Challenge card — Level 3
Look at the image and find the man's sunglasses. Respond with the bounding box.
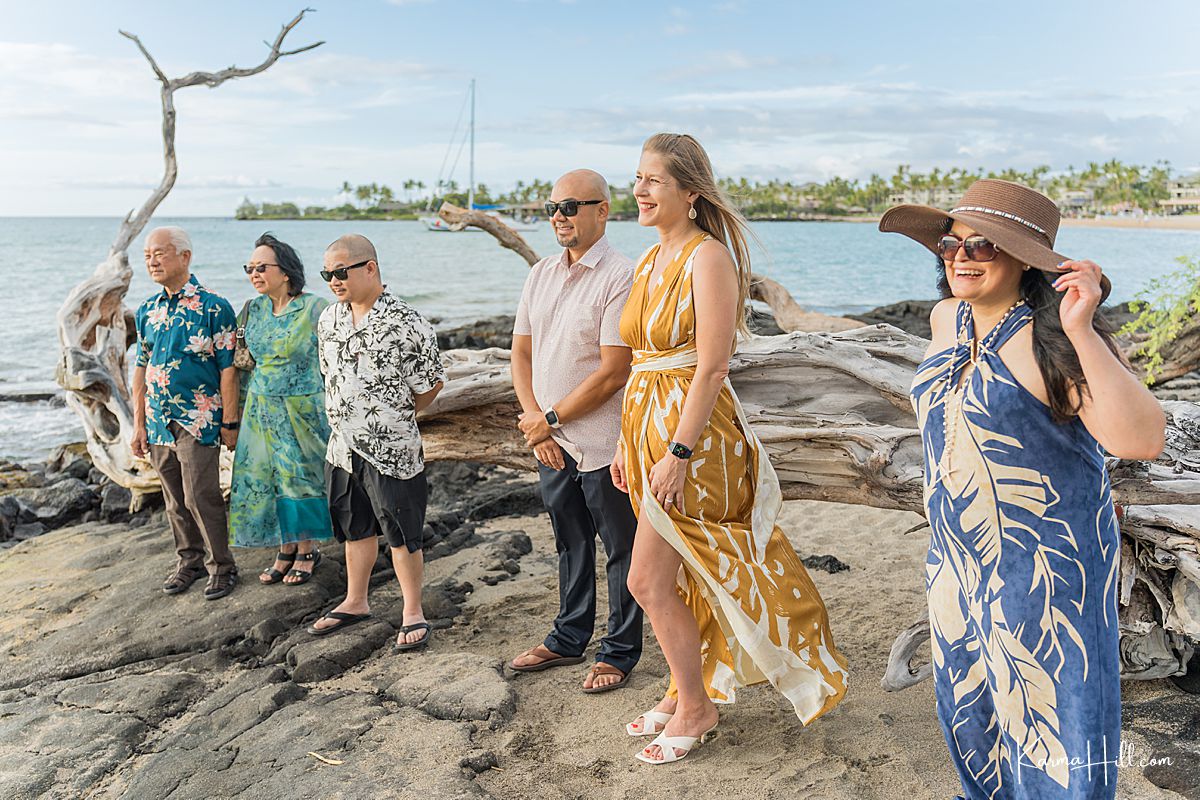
[243,263,278,274]
[320,260,371,282]
[544,199,603,217]
[937,234,999,263]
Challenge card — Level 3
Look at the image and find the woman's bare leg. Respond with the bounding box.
[627,513,718,760]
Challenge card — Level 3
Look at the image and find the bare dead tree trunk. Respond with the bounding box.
[437,202,540,266]
[56,10,322,500]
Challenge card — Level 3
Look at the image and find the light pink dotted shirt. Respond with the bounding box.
[513,235,634,472]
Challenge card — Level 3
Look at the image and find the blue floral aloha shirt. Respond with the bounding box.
[135,274,237,447]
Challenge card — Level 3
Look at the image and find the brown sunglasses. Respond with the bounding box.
[937,234,998,263]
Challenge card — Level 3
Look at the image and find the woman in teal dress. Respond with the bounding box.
[230,232,333,584]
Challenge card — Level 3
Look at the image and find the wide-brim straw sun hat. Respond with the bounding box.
[879,178,1111,301]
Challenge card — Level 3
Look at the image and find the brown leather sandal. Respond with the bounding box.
[582,662,628,693]
[509,644,586,673]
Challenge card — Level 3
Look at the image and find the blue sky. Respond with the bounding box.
[3,0,1199,215]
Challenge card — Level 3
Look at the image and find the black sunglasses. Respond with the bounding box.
[544,199,603,217]
[937,234,999,263]
[320,260,371,282]
[243,263,279,274]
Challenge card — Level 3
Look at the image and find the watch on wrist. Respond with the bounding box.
[221,421,240,431]
[668,441,693,460]
[544,408,562,429]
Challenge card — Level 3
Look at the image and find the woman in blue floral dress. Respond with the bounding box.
[230,233,333,584]
[880,180,1165,800]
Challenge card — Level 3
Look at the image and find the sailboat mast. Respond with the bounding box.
[468,78,476,211]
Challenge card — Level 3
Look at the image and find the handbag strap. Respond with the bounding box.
[237,298,253,329]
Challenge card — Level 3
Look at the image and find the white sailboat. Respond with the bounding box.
[421,80,538,233]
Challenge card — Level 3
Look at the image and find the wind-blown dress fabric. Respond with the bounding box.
[229,293,334,547]
[617,233,849,724]
[911,301,1120,800]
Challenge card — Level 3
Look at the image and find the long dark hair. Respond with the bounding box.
[256,231,305,296]
[934,256,1124,422]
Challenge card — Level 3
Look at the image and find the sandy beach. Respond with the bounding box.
[456,500,1187,800]
[1061,216,1200,231]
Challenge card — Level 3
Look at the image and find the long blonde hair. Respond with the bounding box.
[642,132,754,336]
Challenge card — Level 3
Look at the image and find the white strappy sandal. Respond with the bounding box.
[625,709,673,737]
[634,723,718,765]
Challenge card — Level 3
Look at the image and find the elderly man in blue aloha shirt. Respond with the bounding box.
[131,226,241,600]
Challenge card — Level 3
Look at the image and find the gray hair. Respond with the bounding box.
[147,226,192,255]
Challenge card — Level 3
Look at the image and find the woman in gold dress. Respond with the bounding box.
[612,133,849,765]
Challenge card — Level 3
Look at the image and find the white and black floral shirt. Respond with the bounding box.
[318,290,446,480]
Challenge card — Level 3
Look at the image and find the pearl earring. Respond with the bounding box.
[688,204,697,220]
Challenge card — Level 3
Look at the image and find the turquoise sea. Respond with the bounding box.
[2,217,1198,460]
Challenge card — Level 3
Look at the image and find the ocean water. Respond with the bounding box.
[2,216,1198,461]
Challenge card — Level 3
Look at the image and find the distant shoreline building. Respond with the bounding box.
[887,187,960,209]
[1160,176,1200,214]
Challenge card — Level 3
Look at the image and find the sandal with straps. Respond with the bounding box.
[283,549,321,585]
[583,662,628,694]
[260,551,297,585]
[626,709,674,737]
[635,723,718,765]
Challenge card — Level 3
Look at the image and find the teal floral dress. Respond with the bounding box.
[229,293,334,547]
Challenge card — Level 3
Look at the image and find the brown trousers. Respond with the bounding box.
[149,422,235,576]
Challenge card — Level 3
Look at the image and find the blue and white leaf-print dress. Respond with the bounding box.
[911,301,1120,800]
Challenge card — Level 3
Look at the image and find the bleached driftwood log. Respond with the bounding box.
[749,274,863,333]
[55,10,322,500]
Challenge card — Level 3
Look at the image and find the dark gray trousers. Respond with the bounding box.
[539,451,642,674]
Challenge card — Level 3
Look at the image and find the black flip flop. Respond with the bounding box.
[260,551,297,585]
[307,610,371,636]
[394,622,432,652]
[284,550,321,585]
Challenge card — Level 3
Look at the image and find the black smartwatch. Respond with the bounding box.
[668,441,693,460]
[221,421,240,431]
[544,408,562,429]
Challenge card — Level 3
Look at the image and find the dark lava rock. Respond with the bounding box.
[747,307,785,336]
[46,442,93,481]
[467,481,543,521]
[849,300,938,339]
[287,620,394,683]
[425,460,544,521]
[802,554,851,574]
[13,522,47,540]
[384,653,515,725]
[100,483,133,522]
[9,477,95,528]
[436,314,515,351]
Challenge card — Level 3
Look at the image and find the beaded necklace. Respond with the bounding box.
[937,300,1026,483]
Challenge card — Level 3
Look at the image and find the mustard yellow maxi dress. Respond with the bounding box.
[619,233,849,724]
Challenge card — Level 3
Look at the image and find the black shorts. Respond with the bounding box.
[325,453,428,552]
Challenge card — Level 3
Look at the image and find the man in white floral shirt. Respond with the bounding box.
[309,234,446,651]
[132,226,240,600]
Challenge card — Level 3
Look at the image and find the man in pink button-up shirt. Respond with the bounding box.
[508,169,643,692]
